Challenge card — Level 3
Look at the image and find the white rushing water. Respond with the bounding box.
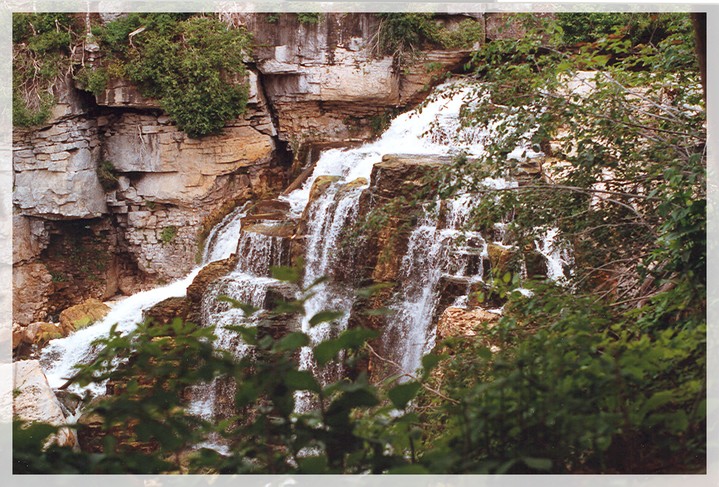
[38,78,563,420]
[202,203,248,264]
[40,267,203,394]
[40,203,251,395]
[281,80,540,216]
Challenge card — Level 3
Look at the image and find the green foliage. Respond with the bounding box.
[436,19,485,49]
[13,13,704,475]
[266,14,280,24]
[96,160,119,191]
[417,285,705,473]
[74,67,109,96]
[12,13,77,127]
[14,267,425,474]
[297,13,321,25]
[375,13,441,56]
[12,91,54,127]
[159,226,178,244]
[93,14,252,138]
[374,14,484,59]
[556,12,691,47]
[13,13,74,45]
[414,12,705,473]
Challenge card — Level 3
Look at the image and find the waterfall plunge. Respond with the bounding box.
[39,79,563,418]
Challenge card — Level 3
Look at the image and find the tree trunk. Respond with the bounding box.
[690,13,706,103]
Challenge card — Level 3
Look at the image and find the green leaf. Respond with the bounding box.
[338,327,378,348]
[285,370,321,393]
[223,324,257,344]
[275,332,310,351]
[309,310,344,327]
[313,339,344,366]
[502,271,512,283]
[388,381,421,409]
[356,282,394,298]
[476,346,493,361]
[522,457,552,471]
[271,265,300,283]
[364,307,395,316]
[388,464,429,474]
[217,295,258,316]
[271,299,305,315]
[234,382,258,407]
[421,353,444,378]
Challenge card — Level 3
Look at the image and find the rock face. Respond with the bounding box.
[241,13,476,145]
[13,116,107,219]
[10,12,492,326]
[13,360,77,448]
[436,306,500,340]
[58,298,111,335]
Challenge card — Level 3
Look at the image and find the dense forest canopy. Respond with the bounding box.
[13,12,706,474]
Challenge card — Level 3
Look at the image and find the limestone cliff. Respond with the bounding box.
[12,12,489,327]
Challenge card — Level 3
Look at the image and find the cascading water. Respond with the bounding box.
[38,78,564,425]
[39,204,251,396]
[202,203,248,264]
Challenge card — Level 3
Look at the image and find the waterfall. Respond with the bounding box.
[39,204,250,395]
[383,194,494,379]
[202,203,247,264]
[38,78,558,421]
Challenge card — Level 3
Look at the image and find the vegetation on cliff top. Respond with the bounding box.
[89,13,253,138]
[12,13,76,127]
[13,13,253,138]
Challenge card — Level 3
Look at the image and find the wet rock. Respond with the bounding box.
[75,397,106,453]
[144,296,190,325]
[243,199,291,223]
[54,390,83,417]
[13,262,53,324]
[242,221,296,239]
[58,298,110,334]
[369,154,451,200]
[13,360,77,448]
[338,177,368,195]
[486,243,513,275]
[308,175,342,203]
[263,281,301,310]
[436,306,500,341]
[186,256,238,308]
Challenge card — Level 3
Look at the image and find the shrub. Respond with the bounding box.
[74,67,109,96]
[12,13,76,127]
[94,14,252,138]
[375,13,440,55]
[297,12,321,25]
[96,160,119,191]
[160,226,178,244]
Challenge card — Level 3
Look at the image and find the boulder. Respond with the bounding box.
[436,306,500,341]
[144,296,190,325]
[308,175,341,204]
[486,243,513,275]
[13,261,53,325]
[24,321,65,346]
[58,298,110,334]
[13,360,76,448]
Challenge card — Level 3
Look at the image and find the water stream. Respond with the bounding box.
[39,79,564,419]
